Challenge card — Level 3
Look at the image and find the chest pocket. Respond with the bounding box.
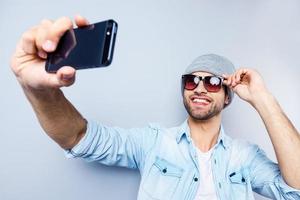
[229,170,247,184]
[229,168,254,200]
[142,157,184,200]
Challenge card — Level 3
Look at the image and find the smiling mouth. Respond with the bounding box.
[191,96,211,105]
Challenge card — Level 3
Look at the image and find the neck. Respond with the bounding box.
[188,113,222,152]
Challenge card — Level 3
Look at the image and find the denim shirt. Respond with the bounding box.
[65,120,300,200]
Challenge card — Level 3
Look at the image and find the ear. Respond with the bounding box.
[224,94,230,105]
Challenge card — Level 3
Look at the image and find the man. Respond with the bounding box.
[11,16,300,200]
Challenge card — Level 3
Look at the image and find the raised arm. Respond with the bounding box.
[10,16,89,149]
[223,68,300,189]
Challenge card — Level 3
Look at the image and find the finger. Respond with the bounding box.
[58,66,76,87]
[47,66,76,88]
[227,75,234,87]
[36,19,53,58]
[21,26,38,55]
[234,68,247,84]
[231,71,241,87]
[74,14,90,27]
[228,69,245,87]
[239,70,248,82]
[42,17,73,52]
[236,69,249,87]
[222,74,229,85]
[222,74,232,86]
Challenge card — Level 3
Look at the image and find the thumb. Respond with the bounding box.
[49,66,76,88]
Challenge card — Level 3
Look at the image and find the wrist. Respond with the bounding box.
[251,91,277,112]
[21,84,63,101]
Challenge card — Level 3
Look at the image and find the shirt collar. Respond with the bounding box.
[176,119,229,150]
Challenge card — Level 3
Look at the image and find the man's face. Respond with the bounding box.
[183,71,228,121]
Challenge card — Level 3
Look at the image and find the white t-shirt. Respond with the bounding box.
[194,148,218,200]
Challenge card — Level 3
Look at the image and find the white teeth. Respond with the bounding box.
[193,99,209,103]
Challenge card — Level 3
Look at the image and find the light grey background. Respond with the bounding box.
[1,0,299,199]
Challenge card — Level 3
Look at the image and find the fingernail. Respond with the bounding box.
[62,74,73,80]
[43,40,56,51]
[38,51,47,59]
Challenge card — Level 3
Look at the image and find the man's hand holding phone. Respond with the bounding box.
[11,15,118,90]
[10,16,89,90]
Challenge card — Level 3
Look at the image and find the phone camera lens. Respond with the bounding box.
[106,31,110,35]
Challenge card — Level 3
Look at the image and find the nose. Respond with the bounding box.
[194,80,207,94]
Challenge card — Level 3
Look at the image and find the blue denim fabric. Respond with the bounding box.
[65,120,300,200]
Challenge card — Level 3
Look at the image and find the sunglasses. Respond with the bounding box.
[182,74,224,92]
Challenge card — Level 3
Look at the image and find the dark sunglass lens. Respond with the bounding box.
[183,75,197,90]
[204,76,222,92]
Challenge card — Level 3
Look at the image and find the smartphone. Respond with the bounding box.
[45,19,118,72]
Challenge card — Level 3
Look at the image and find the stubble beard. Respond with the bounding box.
[183,97,223,121]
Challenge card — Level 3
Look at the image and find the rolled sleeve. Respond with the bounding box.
[64,119,159,170]
[64,120,98,159]
[275,176,300,199]
[249,145,300,199]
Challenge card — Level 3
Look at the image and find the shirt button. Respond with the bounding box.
[214,159,217,164]
[162,168,167,173]
[218,182,222,188]
[194,177,198,182]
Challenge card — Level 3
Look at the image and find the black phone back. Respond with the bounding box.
[45,19,118,72]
